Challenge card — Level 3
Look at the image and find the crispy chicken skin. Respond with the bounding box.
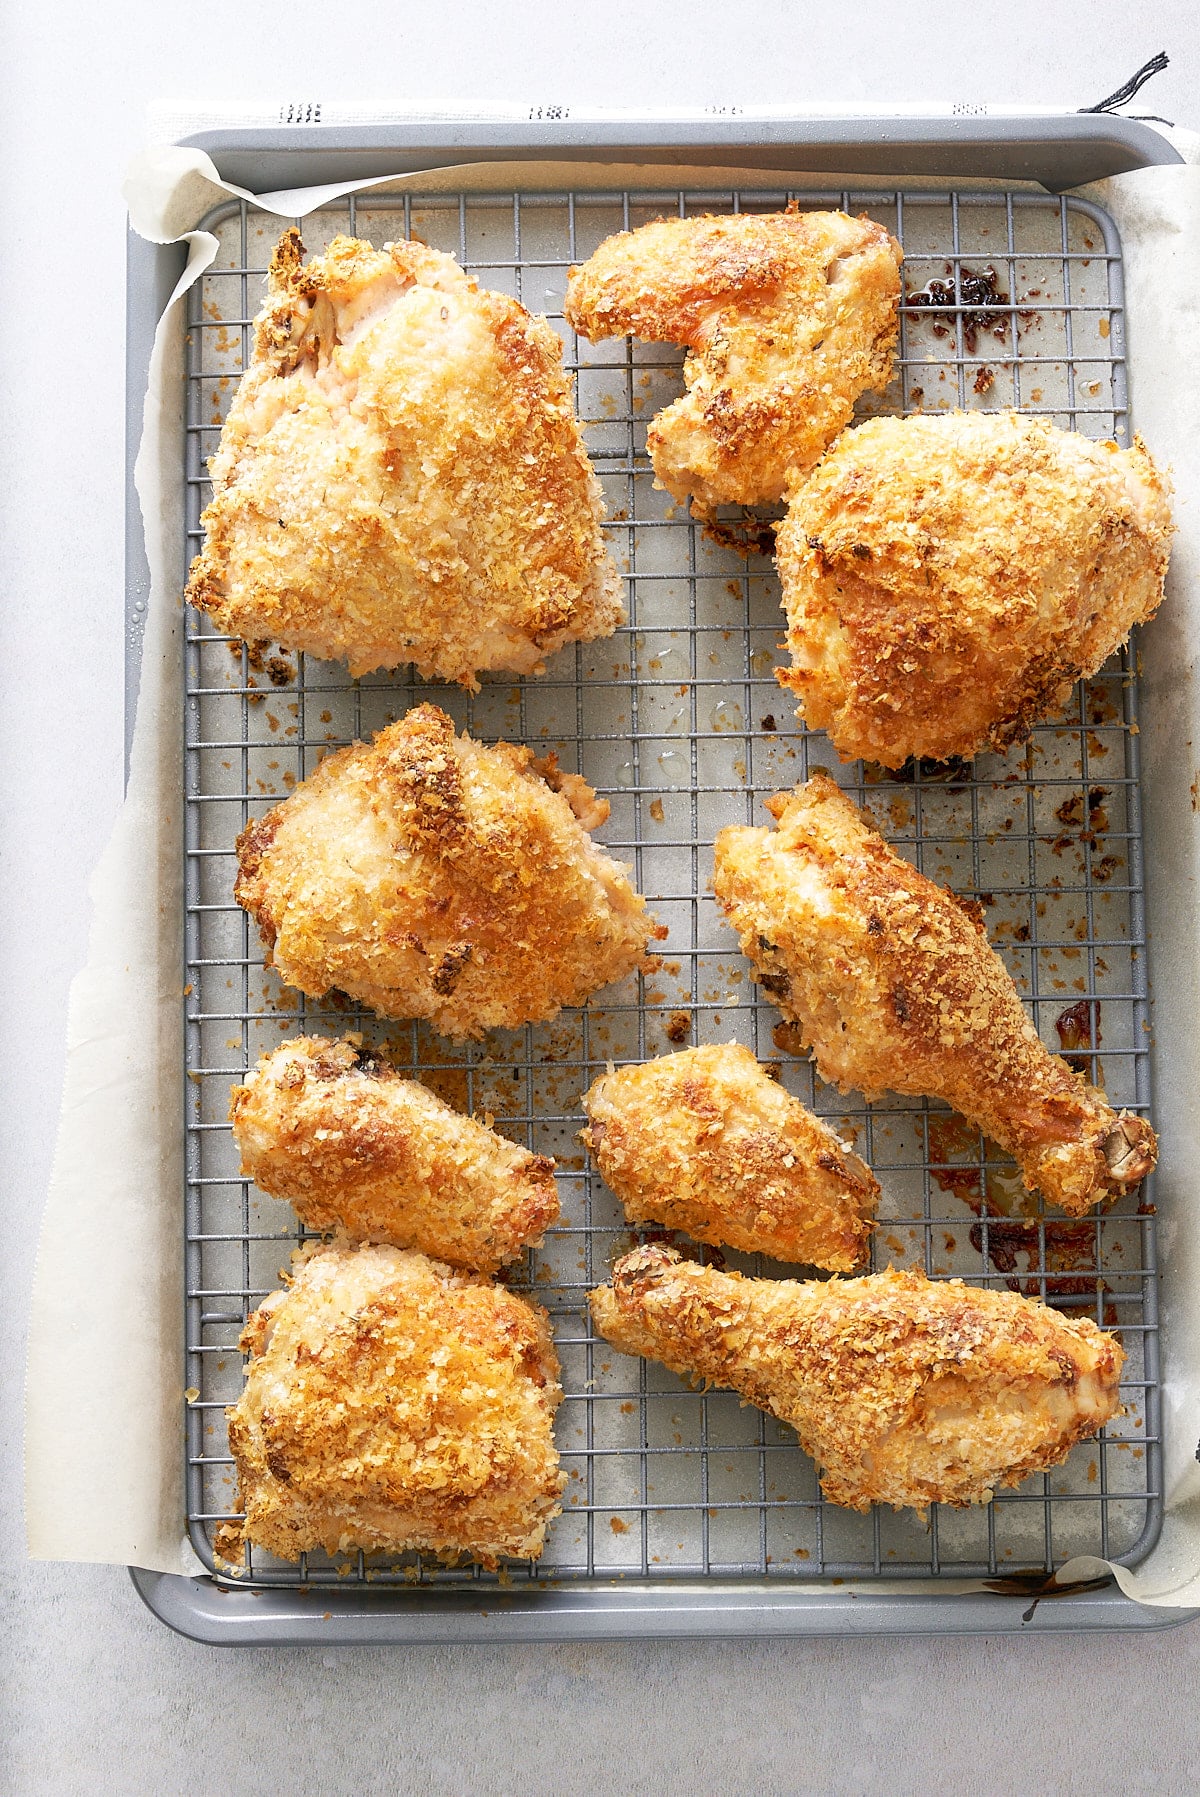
[590,1245,1123,1512]
[185,229,622,685]
[234,704,660,1038]
[582,1043,877,1270]
[230,1035,560,1273]
[712,776,1156,1214]
[564,210,902,510]
[777,411,1172,766]
[225,1242,564,1565]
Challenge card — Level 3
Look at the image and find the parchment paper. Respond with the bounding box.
[25,131,1200,1600]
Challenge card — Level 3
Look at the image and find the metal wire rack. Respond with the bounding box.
[183,184,1160,1591]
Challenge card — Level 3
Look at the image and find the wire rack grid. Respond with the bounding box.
[182,184,1160,1592]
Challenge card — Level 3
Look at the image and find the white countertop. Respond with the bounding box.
[4,3,1200,1789]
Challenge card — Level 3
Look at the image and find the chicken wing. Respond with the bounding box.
[712,775,1156,1214]
[235,703,660,1038]
[590,1244,1122,1512]
[564,210,902,511]
[582,1042,877,1270]
[230,1035,560,1272]
[776,411,1172,766]
[225,1241,564,1565]
[185,229,622,685]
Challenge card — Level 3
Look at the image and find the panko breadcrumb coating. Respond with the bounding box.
[712,776,1156,1215]
[225,1241,564,1566]
[591,1245,1123,1513]
[582,1043,877,1270]
[185,228,622,685]
[777,411,1173,766]
[230,1035,560,1273]
[564,209,902,510]
[234,704,661,1038]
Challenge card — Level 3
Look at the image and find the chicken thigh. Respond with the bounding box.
[235,704,660,1038]
[564,210,902,510]
[226,1241,564,1565]
[582,1042,877,1270]
[776,411,1172,766]
[230,1035,560,1273]
[186,229,622,685]
[591,1244,1123,1512]
[712,775,1156,1214]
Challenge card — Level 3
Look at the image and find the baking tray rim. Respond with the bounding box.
[130,1566,1200,1645]
[176,112,1183,196]
[127,119,1198,1639]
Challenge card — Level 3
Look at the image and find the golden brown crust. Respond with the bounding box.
[234,704,660,1039]
[776,411,1173,765]
[186,229,623,685]
[227,1242,564,1566]
[230,1035,560,1272]
[590,1245,1123,1512]
[564,209,902,509]
[712,775,1156,1214]
[582,1042,877,1270]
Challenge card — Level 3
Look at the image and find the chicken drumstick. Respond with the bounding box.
[712,775,1155,1214]
[591,1244,1123,1512]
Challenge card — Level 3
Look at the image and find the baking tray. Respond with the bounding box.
[125,117,1198,1641]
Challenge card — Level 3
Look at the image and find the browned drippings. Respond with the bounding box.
[878,755,973,791]
[1055,787,1110,832]
[1055,997,1101,1076]
[906,263,1044,354]
[906,265,1010,354]
[927,1115,1032,1216]
[926,1113,1113,1312]
[1055,997,1101,1051]
[700,515,779,557]
[1053,787,1111,849]
[968,1218,1115,1317]
[772,1019,809,1058]
[1086,682,1121,726]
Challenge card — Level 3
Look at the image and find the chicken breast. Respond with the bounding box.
[225,1242,564,1566]
[564,209,902,510]
[712,775,1156,1215]
[591,1244,1122,1513]
[235,703,660,1038]
[777,411,1172,766]
[185,229,623,685]
[230,1035,560,1273]
[582,1042,877,1270]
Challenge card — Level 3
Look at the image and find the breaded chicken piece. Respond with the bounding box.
[777,412,1172,766]
[230,1035,560,1273]
[185,229,622,685]
[712,776,1156,1215]
[582,1043,877,1270]
[225,1241,564,1566]
[591,1245,1122,1512]
[235,704,660,1039]
[564,210,902,510]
